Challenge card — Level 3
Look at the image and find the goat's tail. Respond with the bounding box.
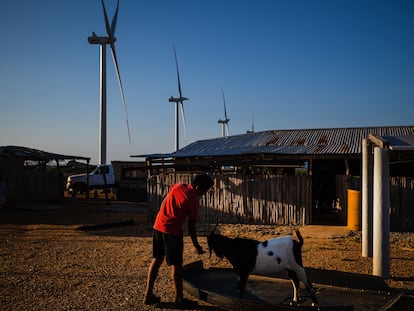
[292,229,304,246]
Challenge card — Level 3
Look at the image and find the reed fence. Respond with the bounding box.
[147,173,310,225]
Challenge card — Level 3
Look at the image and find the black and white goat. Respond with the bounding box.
[207,225,318,304]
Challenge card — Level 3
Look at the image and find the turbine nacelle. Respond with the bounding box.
[218,118,230,124]
[169,96,189,103]
[87,32,116,45]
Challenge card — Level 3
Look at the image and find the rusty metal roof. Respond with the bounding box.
[136,126,414,159]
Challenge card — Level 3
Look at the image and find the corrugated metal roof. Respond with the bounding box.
[384,135,414,151]
[134,126,414,159]
[0,146,90,161]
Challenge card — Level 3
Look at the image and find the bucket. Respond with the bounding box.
[347,189,361,231]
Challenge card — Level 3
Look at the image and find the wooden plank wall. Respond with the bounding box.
[390,176,414,231]
[147,173,310,225]
[146,174,413,230]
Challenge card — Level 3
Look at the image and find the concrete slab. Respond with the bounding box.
[183,261,402,311]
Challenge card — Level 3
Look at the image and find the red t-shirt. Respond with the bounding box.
[153,183,200,235]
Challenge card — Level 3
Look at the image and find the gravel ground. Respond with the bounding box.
[1,199,413,310]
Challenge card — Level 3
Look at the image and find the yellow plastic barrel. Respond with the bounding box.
[347,189,361,231]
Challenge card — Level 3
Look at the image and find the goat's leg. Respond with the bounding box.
[294,266,319,305]
[237,273,249,298]
[287,270,300,303]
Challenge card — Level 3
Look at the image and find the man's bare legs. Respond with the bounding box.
[143,257,163,304]
[144,257,197,306]
[172,264,198,306]
[172,264,183,302]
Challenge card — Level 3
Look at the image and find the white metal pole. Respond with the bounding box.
[175,102,179,151]
[362,139,373,257]
[373,146,390,278]
[99,44,107,165]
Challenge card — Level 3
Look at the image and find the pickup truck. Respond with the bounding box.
[66,164,115,195]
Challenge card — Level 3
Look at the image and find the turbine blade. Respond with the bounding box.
[221,86,228,119]
[173,46,183,99]
[109,43,131,144]
[179,102,188,144]
[226,123,230,136]
[110,0,120,35]
[101,0,114,39]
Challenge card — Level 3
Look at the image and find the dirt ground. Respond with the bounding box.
[1,197,414,310]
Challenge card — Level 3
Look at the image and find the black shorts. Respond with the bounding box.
[152,230,183,266]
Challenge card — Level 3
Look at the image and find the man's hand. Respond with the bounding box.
[188,220,204,254]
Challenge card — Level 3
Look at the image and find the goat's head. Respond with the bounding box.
[207,221,224,259]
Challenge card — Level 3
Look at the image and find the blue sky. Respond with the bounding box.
[1,0,413,164]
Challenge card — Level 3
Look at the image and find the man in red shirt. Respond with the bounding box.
[143,174,214,306]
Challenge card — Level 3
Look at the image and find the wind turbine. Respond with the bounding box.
[218,86,230,137]
[88,0,131,165]
[168,46,188,152]
[246,112,255,133]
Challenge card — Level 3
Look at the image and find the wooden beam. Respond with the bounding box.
[368,133,389,149]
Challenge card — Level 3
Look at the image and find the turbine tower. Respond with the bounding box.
[247,112,255,133]
[168,46,188,151]
[88,0,131,165]
[218,86,230,137]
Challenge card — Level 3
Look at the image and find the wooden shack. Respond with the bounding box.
[0,146,90,205]
[134,126,414,230]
